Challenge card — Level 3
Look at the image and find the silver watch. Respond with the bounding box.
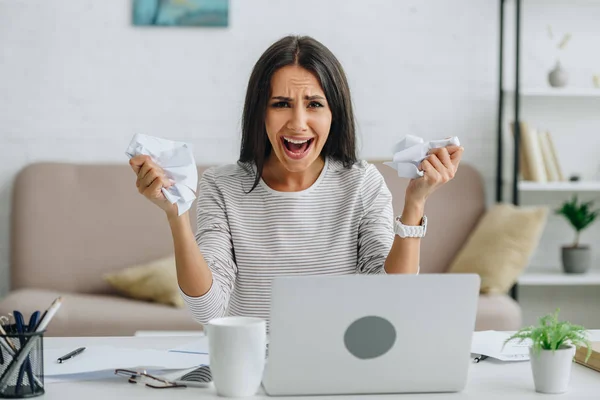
[394,215,427,238]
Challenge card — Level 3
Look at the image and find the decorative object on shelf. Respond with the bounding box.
[594,75,600,89]
[546,27,571,88]
[504,309,592,394]
[548,61,569,88]
[555,195,599,274]
[132,0,229,27]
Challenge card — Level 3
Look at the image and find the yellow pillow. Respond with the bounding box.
[447,203,548,294]
[104,255,184,307]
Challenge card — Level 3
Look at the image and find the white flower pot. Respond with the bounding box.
[529,345,576,394]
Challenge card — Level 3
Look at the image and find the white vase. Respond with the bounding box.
[529,345,576,394]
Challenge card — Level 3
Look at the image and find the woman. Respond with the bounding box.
[129,35,464,325]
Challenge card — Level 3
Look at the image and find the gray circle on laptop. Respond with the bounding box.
[344,316,396,359]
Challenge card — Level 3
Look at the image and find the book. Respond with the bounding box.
[574,341,600,373]
[544,131,565,181]
[510,121,533,181]
[538,131,559,182]
[518,122,547,182]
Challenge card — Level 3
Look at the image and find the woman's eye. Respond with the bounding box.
[308,101,323,108]
[271,101,290,108]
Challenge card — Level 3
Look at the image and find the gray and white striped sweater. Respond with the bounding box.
[180,158,395,324]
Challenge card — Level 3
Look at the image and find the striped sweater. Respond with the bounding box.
[180,158,395,324]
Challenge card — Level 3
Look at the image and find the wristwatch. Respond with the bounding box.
[394,215,427,238]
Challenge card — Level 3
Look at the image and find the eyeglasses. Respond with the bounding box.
[114,369,187,389]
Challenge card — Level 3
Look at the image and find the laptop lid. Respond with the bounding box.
[262,274,480,396]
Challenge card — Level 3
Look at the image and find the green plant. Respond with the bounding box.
[504,309,592,362]
[555,195,599,247]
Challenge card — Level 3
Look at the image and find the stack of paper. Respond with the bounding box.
[169,337,209,355]
[44,346,209,383]
[471,331,531,361]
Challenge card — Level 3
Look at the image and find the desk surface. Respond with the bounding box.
[41,332,600,399]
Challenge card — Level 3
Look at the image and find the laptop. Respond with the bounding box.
[262,273,480,396]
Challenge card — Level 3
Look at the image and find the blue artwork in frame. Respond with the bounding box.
[133,0,229,27]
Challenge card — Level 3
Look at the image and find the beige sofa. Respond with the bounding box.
[0,161,521,336]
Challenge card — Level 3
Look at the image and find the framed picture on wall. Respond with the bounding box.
[133,0,229,27]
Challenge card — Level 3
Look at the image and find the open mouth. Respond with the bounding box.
[281,136,314,160]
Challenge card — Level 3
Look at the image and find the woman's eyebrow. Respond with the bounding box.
[271,95,326,101]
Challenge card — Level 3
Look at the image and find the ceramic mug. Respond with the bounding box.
[206,317,267,397]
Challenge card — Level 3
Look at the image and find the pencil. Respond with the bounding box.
[0,325,17,352]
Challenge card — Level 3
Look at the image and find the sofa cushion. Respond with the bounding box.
[475,294,522,331]
[447,203,548,294]
[104,255,184,308]
[0,289,202,337]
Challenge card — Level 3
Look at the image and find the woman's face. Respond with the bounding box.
[265,65,332,173]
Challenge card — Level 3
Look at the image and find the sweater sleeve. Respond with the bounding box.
[179,167,237,324]
[356,164,395,275]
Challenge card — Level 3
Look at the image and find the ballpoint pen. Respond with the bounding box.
[473,354,489,363]
[57,347,86,363]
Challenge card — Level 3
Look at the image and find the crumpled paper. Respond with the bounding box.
[384,135,461,179]
[125,133,198,216]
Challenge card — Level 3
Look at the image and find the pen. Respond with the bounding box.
[473,355,489,363]
[35,296,63,332]
[57,347,86,363]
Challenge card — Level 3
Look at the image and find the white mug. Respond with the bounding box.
[206,316,267,397]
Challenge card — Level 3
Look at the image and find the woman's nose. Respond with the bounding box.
[286,108,308,133]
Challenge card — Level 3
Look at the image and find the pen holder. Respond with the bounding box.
[0,326,45,398]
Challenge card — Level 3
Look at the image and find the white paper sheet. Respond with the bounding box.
[384,135,460,179]
[169,337,209,355]
[471,331,531,361]
[44,368,200,385]
[125,133,198,216]
[44,346,209,376]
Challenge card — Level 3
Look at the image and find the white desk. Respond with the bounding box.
[40,332,600,399]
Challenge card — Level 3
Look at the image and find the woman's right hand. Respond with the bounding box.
[129,155,179,218]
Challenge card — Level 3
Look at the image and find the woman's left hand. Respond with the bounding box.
[405,145,464,206]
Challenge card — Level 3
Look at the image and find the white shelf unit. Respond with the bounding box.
[518,181,600,191]
[518,270,600,286]
[504,87,600,98]
[498,1,600,311]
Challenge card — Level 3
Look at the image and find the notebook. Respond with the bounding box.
[575,342,600,373]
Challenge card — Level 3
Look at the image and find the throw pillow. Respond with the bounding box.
[447,203,549,294]
[104,255,184,307]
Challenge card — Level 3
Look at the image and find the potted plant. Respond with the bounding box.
[504,309,592,394]
[555,195,599,274]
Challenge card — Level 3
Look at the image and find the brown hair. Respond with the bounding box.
[239,35,358,192]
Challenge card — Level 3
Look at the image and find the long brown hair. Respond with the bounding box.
[239,35,358,192]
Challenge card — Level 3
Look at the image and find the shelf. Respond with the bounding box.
[518,181,600,192]
[518,270,600,286]
[504,87,600,98]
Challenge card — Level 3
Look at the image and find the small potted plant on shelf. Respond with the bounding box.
[505,309,591,394]
[555,195,599,274]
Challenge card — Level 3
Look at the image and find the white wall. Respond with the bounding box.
[0,0,500,297]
